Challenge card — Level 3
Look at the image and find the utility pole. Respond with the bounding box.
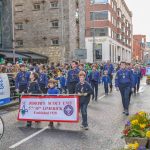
[12,0,15,64]
[91,0,95,63]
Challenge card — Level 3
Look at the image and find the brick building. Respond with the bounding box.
[133,35,146,62]
[0,0,13,49]
[85,0,132,63]
[13,0,85,63]
[144,42,150,64]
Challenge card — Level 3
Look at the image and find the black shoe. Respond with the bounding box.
[80,125,84,128]
[122,110,125,114]
[57,122,61,126]
[84,126,89,130]
[95,98,98,101]
[26,122,32,127]
[48,122,54,128]
[125,110,129,116]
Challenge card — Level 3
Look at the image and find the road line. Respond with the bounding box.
[98,95,105,100]
[138,86,144,93]
[9,126,49,149]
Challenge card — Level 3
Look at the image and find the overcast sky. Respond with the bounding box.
[125,0,150,41]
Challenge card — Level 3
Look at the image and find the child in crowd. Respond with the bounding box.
[27,72,42,127]
[102,70,111,95]
[47,79,60,128]
[75,71,93,130]
[55,70,67,94]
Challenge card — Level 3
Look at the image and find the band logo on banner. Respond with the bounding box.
[18,95,79,122]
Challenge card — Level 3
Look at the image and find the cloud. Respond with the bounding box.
[125,0,150,41]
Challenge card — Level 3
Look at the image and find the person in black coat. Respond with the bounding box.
[75,71,93,130]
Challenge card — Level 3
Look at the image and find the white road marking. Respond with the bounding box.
[138,86,144,93]
[98,95,105,100]
[9,126,49,149]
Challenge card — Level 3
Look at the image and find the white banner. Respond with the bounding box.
[146,67,150,76]
[0,73,10,106]
[18,96,79,122]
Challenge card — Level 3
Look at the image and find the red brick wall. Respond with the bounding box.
[85,0,132,49]
[133,35,146,61]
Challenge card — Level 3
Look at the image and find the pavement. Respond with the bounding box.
[0,77,149,150]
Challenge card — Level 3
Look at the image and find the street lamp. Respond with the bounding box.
[91,0,95,63]
[12,0,15,64]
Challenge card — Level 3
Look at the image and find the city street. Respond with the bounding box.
[0,77,149,150]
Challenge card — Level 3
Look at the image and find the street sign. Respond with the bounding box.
[74,49,87,59]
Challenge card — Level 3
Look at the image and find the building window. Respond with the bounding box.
[0,1,2,48]
[90,11,108,20]
[91,28,108,36]
[33,3,40,11]
[95,44,102,60]
[91,0,108,4]
[50,1,58,8]
[15,5,23,12]
[15,23,23,30]
[51,20,59,28]
[16,40,23,47]
[51,38,59,46]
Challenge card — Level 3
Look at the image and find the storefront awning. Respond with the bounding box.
[0,52,28,59]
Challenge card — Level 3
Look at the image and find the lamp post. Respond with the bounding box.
[12,0,15,64]
[91,0,95,63]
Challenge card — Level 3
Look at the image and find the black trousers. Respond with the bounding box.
[19,85,28,93]
[68,81,78,94]
[109,74,113,91]
[104,84,109,94]
[119,86,131,110]
[39,84,47,94]
[91,81,98,100]
[18,85,28,103]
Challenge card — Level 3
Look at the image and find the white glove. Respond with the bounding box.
[116,87,119,91]
[83,93,88,96]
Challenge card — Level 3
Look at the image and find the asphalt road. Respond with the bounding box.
[0,78,149,150]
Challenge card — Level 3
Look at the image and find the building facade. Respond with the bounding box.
[0,0,13,49]
[13,0,85,63]
[144,42,150,64]
[85,0,132,63]
[133,35,146,62]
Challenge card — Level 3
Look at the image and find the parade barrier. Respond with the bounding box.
[7,73,18,100]
[18,95,79,123]
[0,73,11,106]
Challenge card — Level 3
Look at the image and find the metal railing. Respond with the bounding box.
[7,73,19,100]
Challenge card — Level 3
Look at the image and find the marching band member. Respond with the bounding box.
[89,64,100,101]
[15,64,30,98]
[47,79,60,128]
[115,62,134,116]
[27,72,42,127]
[75,71,93,130]
[55,70,67,94]
[104,60,114,92]
[38,66,48,94]
[67,61,80,94]
[102,70,111,95]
